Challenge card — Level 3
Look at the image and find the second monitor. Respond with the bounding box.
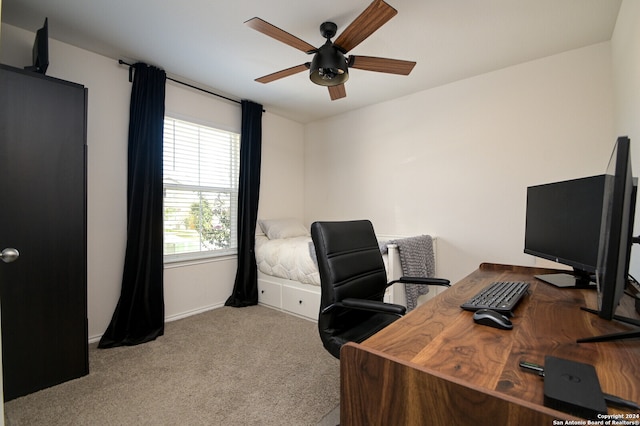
[524,174,605,288]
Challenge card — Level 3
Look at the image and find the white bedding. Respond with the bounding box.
[255,235,320,286]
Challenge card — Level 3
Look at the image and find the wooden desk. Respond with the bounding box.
[341,263,640,425]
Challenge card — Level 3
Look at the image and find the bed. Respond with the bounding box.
[255,218,438,321]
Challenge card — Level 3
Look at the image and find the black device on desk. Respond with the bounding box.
[543,356,607,418]
[520,356,640,418]
[460,280,530,315]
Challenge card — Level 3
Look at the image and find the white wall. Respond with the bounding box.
[258,113,306,221]
[612,0,640,279]
[1,3,635,339]
[305,43,615,284]
[0,23,305,341]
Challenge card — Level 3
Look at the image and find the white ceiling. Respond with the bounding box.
[1,0,622,123]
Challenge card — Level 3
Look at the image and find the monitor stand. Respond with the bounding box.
[577,307,640,343]
[535,270,596,289]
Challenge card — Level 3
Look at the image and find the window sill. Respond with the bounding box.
[164,251,237,268]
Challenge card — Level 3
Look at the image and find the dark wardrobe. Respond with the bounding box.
[0,64,88,400]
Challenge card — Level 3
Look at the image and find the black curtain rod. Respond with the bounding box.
[118,59,242,107]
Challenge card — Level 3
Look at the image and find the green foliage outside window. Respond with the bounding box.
[185,193,231,249]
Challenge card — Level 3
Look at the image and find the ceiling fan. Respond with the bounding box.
[245,0,416,101]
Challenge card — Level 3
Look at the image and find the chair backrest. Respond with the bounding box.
[311,220,389,356]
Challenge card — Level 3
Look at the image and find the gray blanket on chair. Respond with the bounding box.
[391,235,435,311]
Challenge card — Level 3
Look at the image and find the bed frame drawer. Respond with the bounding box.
[282,285,320,320]
[258,279,282,309]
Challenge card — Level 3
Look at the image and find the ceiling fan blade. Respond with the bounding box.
[328,84,347,101]
[256,64,309,84]
[333,0,397,53]
[349,55,416,75]
[245,17,317,53]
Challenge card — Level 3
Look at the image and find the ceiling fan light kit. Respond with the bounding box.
[246,0,414,100]
[309,37,349,87]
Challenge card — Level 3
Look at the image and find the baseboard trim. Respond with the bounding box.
[88,303,225,344]
[165,303,225,323]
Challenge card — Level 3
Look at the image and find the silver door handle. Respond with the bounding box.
[0,248,19,263]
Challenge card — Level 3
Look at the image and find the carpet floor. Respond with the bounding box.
[4,305,340,425]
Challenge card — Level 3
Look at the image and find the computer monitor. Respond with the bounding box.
[579,136,639,343]
[24,18,49,74]
[524,175,605,288]
[594,136,636,319]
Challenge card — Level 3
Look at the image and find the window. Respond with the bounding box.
[163,116,240,261]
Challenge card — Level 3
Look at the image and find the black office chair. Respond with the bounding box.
[311,220,450,359]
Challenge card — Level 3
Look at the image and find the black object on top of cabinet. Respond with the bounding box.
[0,64,88,400]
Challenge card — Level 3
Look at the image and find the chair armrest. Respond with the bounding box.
[390,277,451,287]
[321,298,406,316]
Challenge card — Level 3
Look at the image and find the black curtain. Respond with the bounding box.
[99,63,166,348]
[225,100,263,307]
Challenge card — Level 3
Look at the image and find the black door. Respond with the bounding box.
[0,65,88,400]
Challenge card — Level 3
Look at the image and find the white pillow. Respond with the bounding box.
[258,218,309,239]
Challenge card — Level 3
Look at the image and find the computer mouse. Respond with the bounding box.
[472,309,513,330]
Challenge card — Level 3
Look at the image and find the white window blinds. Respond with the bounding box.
[163,117,240,261]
